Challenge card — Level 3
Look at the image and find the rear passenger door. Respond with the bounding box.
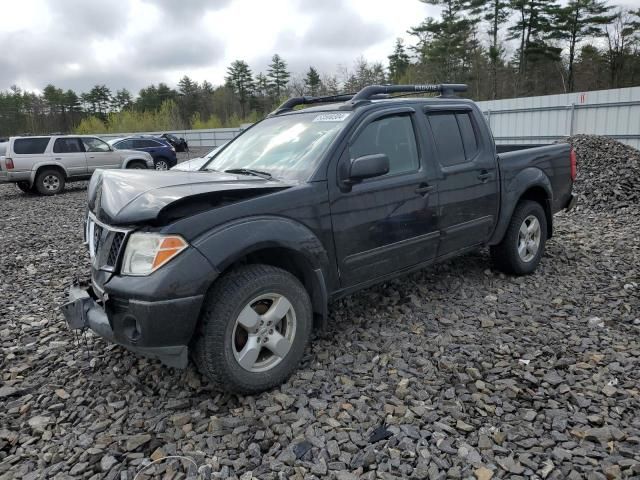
[424,108,499,257]
[52,138,87,177]
[82,137,122,171]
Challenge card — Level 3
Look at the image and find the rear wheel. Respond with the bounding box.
[16,182,34,194]
[154,158,169,170]
[490,200,547,275]
[192,264,312,394]
[126,160,147,169]
[35,169,65,195]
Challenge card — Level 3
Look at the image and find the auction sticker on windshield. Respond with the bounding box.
[313,113,351,122]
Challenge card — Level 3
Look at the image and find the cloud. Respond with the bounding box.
[0,0,429,93]
[127,30,225,70]
[49,0,131,37]
[143,0,232,21]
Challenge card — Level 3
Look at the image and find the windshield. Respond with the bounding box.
[204,147,219,159]
[204,111,351,181]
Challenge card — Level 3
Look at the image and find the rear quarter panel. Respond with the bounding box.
[490,143,572,244]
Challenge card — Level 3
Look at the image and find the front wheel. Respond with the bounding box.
[490,200,547,275]
[193,264,312,394]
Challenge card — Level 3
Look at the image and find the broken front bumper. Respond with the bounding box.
[60,285,202,368]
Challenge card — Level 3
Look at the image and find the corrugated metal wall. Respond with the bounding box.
[98,87,640,149]
[476,86,640,149]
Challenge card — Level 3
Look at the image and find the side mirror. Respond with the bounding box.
[348,153,390,183]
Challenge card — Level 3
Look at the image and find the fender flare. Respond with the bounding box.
[29,161,70,186]
[488,167,553,245]
[193,215,331,325]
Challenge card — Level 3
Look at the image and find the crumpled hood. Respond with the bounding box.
[88,169,293,225]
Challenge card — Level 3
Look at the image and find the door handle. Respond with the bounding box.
[477,170,492,182]
[415,183,434,196]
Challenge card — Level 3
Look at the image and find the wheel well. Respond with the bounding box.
[227,247,327,329]
[35,165,66,182]
[519,186,553,238]
[126,159,147,168]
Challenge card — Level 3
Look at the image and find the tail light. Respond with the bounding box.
[569,148,577,181]
[5,157,14,170]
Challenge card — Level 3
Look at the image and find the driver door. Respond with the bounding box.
[329,109,440,287]
[82,137,121,171]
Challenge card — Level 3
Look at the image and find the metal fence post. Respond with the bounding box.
[569,103,576,136]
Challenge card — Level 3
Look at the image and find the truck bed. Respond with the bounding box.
[496,143,574,218]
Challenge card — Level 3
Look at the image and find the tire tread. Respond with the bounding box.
[192,264,312,395]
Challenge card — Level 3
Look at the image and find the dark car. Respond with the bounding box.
[161,133,188,152]
[108,136,177,170]
[62,84,577,395]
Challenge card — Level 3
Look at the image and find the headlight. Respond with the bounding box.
[121,233,188,276]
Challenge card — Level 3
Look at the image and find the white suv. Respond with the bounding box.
[0,135,154,195]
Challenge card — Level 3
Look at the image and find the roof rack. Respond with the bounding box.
[349,84,468,104]
[270,83,468,116]
[270,92,391,116]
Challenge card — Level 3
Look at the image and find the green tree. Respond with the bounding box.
[304,67,322,95]
[471,0,511,98]
[177,75,200,125]
[388,39,411,84]
[226,60,255,117]
[552,0,614,92]
[605,9,640,88]
[267,54,290,100]
[111,88,133,112]
[508,0,561,94]
[410,0,478,83]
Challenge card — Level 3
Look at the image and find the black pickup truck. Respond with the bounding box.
[62,84,577,394]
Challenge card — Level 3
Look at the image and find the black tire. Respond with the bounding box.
[490,200,547,275]
[154,158,170,170]
[126,160,147,169]
[16,182,35,194]
[35,169,65,195]
[192,264,312,394]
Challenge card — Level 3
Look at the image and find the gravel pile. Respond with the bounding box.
[567,135,640,212]
[0,137,639,479]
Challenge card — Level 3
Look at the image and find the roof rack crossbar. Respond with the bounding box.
[350,84,468,102]
[270,92,390,116]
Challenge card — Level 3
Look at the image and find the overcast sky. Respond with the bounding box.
[0,0,437,94]
[1,0,638,95]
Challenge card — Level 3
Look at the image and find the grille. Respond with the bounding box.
[107,232,125,266]
[93,224,104,254]
[86,215,129,270]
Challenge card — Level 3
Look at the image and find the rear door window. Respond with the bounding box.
[14,137,51,154]
[426,113,466,166]
[53,138,83,153]
[134,139,161,148]
[456,113,479,160]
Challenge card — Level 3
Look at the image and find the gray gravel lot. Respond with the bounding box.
[0,136,638,479]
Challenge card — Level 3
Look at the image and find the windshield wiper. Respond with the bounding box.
[224,168,273,180]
